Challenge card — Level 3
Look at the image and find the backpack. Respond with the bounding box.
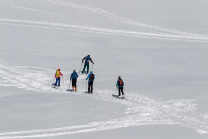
[118,79,123,86]
[72,72,77,79]
[86,56,90,62]
[56,70,60,77]
[90,74,94,81]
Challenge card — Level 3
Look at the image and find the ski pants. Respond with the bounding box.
[118,87,124,96]
[88,81,93,93]
[82,62,89,74]
[55,77,60,86]
[72,79,77,87]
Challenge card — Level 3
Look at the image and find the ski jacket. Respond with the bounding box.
[82,56,94,64]
[55,70,63,78]
[70,72,78,80]
[116,79,124,87]
[86,73,95,82]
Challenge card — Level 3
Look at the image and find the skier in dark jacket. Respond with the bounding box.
[86,71,95,93]
[70,70,78,91]
[116,76,124,97]
[82,54,94,74]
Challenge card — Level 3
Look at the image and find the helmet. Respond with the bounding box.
[90,71,93,74]
[58,69,60,71]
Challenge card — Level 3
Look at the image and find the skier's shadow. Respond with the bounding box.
[66,89,74,92]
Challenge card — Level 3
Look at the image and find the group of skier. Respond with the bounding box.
[53,54,125,98]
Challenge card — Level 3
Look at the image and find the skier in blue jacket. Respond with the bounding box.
[116,76,124,96]
[70,70,78,91]
[86,71,95,93]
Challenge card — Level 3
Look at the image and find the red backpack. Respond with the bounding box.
[118,79,123,86]
[90,74,94,81]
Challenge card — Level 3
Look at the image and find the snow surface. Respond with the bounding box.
[0,0,208,138]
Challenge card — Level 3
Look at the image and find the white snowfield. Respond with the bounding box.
[0,0,208,139]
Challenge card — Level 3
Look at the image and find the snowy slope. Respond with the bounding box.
[0,0,208,139]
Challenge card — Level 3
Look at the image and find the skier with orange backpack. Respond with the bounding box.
[86,71,95,93]
[116,76,124,97]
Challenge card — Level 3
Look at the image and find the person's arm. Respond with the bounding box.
[90,58,94,64]
[116,80,118,86]
[60,72,63,76]
[123,81,124,86]
[70,74,72,81]
[82,57,86,63]
[76,72,78,78]
[86,74,90,80]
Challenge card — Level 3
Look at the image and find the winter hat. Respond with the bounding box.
[90,71,93,74]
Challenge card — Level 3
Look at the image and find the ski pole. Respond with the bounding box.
[86,80,87,92]
[78,63,83,75]
[90,63,94,71]
[69,81,71,90]
[62,76,65,86]
[52,77,55,83]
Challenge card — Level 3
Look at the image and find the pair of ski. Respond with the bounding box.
[112,94,126,99]
[66,89,77,92]
[51,83,60,89]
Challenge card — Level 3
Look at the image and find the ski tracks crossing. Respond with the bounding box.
[0,61,208,138]
[1,0,208,42]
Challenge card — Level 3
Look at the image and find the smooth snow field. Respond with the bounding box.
[0,0,208,139]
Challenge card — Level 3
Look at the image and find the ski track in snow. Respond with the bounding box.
[0,61,208,138]
[5,0,97,28]
[0,18,208,42]
[47,0,208,38]
[1,0,208,138]
[1,0,208,42]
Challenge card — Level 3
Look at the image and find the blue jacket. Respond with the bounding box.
[116,79,124,87]
[86,73,95,82]
[70,72,78,80]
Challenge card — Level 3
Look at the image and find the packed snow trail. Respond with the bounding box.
[1,61,208,138]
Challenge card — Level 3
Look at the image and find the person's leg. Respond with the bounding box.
[88,81,90,93]
[90,82,93,93]
[86,63,89,74]
[121,87,124,95]
[75,79,77,91]
[118,87,121,96]
[55,78,58,86]
[58,78,60,86]
[72,79,75,91]
[82,63,87,74]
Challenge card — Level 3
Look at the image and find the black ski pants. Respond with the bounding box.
[118,87,124,96]
[88,81,93,93]
[72,79,77,87]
